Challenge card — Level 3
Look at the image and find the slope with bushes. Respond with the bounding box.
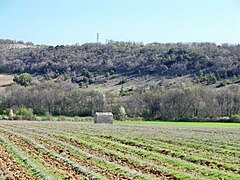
[0,39,240,85]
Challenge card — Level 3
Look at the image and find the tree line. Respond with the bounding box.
[125,85,240,121]
[0,81,105,116]
[0,81,239,122]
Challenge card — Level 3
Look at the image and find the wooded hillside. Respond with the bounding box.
[0,39,240,121]
[1,39,240,85]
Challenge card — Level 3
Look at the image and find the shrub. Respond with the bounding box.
[41,115,54,121]
[3,108,13,116]
[207,73,217,84]
[113,106,126,120]
[13,73,32,86]
[73,116,81,121]
[16,108,36,120]
[216,81,228,88]
[118,78,128,85]
[230,114,240,122]
[41,112,54,121]
[142,109,151,118]
[57,116,67,121]
[105,72,110,79]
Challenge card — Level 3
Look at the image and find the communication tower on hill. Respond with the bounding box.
[97,33,99,43]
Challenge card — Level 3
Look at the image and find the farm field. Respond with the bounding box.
[0,121,239,179]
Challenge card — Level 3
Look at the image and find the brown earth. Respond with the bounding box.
[1,126,175,179]
[34,136,129,180]
[0,146,34,180]
[51,134,175,179]
[0,131,87,180]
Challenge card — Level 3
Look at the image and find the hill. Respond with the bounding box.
[0,39,240,90]
[0,39,240,121]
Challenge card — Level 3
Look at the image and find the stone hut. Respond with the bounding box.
[94,112,113,124]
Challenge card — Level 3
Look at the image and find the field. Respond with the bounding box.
[0,121,239,179]
[0,74,14,92]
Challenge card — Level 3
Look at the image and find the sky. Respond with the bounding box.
[0,0,239,45]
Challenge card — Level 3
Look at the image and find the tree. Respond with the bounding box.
[113,106,126,120]
[13,73,32,86]
[207,73,217,84]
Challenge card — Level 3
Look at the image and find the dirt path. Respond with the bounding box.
[0,74,14,92]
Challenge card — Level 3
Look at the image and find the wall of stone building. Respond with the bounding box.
[94,112,113,124]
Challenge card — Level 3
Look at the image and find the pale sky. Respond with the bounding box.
[0,0,239,45]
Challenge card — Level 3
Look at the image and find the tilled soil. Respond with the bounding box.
[31,135,130,179]
[0,131,88,180]
[2,126,175,179]
[1,122,239,180]
[0,146,34,180]
[52,134,176,179]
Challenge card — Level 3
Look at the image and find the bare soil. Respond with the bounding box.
[0,146,34,180]
[0,74,14,91]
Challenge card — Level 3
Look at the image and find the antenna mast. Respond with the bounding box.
[97,33,99,43]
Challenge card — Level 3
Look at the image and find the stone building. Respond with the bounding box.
[94,112,113,124]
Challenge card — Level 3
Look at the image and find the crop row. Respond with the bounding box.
[15,122,239,168]
[0,128,107,179]
[0,124,196,179]
[0,122,239,179]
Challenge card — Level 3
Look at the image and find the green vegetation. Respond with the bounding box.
[16,108,35,120]
[216,80,229,88]
[112,106,126,120]
[230,114,240,122]
[13,73,32,86]
[114,121,240,128]
[36,115,92,122]
[207,73,217,84]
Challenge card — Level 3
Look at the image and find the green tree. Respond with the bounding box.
[13,73,32,86]
[207,73,217,84]
[113,106,126,120]
[16,108,35,120]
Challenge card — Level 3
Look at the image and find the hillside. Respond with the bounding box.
[0,39,240,121]
[0,39,240,90]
